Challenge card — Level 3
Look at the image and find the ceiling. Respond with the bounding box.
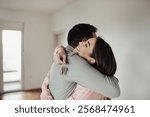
[0,0,76,14]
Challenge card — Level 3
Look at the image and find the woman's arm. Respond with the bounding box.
[40,71,54,100]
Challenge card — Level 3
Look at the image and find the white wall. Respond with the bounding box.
[0,8,54,90]
[51,0,150,99]
[0,30,3,92]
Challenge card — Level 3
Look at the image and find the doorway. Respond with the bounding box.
[2,30,22,92]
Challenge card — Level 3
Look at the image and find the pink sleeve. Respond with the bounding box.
[67,84,110,100]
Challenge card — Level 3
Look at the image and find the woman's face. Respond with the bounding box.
[74,37,96,61]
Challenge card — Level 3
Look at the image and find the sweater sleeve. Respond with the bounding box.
[63,54,120,98]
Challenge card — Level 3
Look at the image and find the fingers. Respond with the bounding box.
[53,45,67,64]
[54,54,63,64]
[55,54,62,64]
[54,53,67,64]
[62,54,67,64]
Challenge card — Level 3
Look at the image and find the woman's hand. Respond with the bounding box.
[53,45,67,64]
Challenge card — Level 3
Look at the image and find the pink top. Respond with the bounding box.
[68,84,109,100]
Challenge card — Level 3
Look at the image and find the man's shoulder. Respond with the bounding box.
[68,53,90,66]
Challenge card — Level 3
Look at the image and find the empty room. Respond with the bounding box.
[0,0,150,100]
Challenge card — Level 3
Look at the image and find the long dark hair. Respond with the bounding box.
[91,37,117,76]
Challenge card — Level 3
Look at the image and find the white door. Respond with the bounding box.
[0,20,24,93]
[0,29,23,93]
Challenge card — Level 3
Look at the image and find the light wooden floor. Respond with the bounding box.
[0,89,41,100]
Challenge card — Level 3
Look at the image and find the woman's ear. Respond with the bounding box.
[87,57,96,64]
